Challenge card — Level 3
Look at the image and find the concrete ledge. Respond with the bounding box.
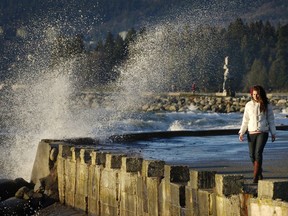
[90,151,107,166]
[258,180,288,201]
[142,160,165,178]
[164,165,190,183]
[121,157,143,173]
[106,154,126,169]
[215,174,244,197]
[188,170,216,189]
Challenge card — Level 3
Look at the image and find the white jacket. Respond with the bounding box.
[239,100,276,136]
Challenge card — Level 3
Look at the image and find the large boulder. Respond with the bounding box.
[0,197,31,216]
[0,178,32,201]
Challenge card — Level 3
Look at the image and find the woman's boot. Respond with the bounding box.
[258,163,263,180]
[253,161,260,183]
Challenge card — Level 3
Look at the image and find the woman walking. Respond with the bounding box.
[238,85,276,183]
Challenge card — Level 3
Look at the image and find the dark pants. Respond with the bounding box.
[247,132,268,165]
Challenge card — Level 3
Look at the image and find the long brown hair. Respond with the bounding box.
[252,85,269,113]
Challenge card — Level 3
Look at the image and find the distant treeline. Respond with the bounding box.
[1,0,288,92]
[52,18,288,92]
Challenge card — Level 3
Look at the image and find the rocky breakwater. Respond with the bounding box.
[74,92,288,113]
[140,93,288,113]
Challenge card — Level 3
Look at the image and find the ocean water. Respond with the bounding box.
[96,109,288,164]
[1,88,288,181]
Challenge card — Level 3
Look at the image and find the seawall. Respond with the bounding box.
[31,138,288,216]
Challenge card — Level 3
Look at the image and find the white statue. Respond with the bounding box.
[223,56,229,93]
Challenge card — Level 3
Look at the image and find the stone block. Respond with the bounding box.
[74,194,86,211]
[96,152,107,166]
[142,160,165,178]
[198,189,215,216]
[74,156,89,211]
[76,160,88,196]
[121,157,143,173]
[185,187,197,216]
[215,174,244,196]
[159,179,171,204]
[90,151,107,166]
[57,147,66,204]
[258,180,288,201]
[64,157,76,207]
[159,200,183,216]
[100,169,118,189]
[87,197,98,216]
[146,177,161,216]
[185,187,215,216]
[30,140,52,185]
[65,191,75,208]
[216,194,241,216]
[249,198,288,216]
[136,176,145,200]
[119,172,138,195]
[88,164,102,199]
[136,196,144,216]
[169,204,183,216]
[99,202,118,216]
[73,147,81,161]
[239,193,254,216]
[99,169,119,206]
[159,181,185,215]
[170,183,185,207]
[120,209,138,216]
[120,193,137,215]
[99,187,118,206]
[164,165,190,183]
[106,154,126,169]
[87,151,104,215]
[188,170,216,189]
[79,148,92,164]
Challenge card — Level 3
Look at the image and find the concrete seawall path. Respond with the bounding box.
[2,125,285,215]
[32,134,288,216]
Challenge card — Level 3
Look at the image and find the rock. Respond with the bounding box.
[202,105,211,111]
[167,105,177,112]
[142,104,149,111]
[23,189,34,200]
[15,186,30,199]
[0,178,32,202]
[0,197,31,216]
[49,148,58,162]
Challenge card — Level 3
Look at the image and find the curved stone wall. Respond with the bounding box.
[30,139,288,216]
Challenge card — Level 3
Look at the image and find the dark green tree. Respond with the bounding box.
[226,18,247,91]
[245,59,268,90]
[269,24,288,90]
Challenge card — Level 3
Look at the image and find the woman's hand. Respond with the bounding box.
[239,134,244,142]
[272,135,276,142]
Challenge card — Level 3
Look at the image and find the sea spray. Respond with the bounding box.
[0,14,102,180]
[0,3,233,180]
